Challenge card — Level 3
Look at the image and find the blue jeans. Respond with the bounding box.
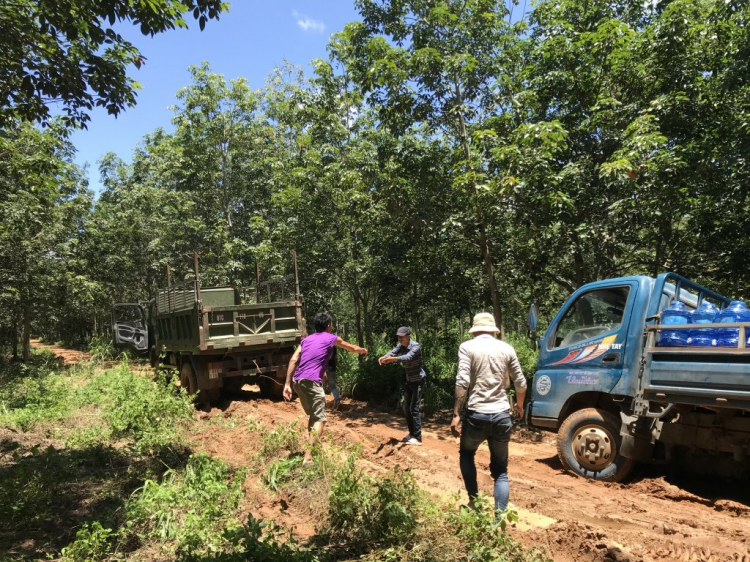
[404,378,425,441]
[459,410,513,514]
[326,368,340,404]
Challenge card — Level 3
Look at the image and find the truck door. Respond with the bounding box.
[532,282,637,425]
[111,304,149,353]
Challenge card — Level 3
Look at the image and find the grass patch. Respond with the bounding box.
[124,453,247,557]
[259,420,303,462]
[80,362,195,454]
[0,350,77,431]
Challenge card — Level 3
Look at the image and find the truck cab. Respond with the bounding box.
[528,273,750,482]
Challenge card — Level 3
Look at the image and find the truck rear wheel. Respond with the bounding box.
[179,361,219,406]
[179,362,198,395]
[557,407,634,482]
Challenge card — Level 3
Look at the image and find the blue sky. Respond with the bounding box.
[69,1,362,192]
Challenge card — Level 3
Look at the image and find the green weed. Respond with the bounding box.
[60,521,115,562]
[88,333,119,363]
[264,456,303,492]
[125,453,247,556]
[259,420,302,461]
[0,352,74,431]
[325,452,423,551]
[81,362,194,454]
[182,515,322,562]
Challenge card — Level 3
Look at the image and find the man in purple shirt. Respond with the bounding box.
[283,312,367,465]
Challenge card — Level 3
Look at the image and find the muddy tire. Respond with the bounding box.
[149,345,160,368]
[557,408,635,482]
[179,361,198,395]
[179,361,219,406]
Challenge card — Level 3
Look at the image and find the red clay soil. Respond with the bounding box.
[29,339,91,365]
[194,391,750,562]
[27,341,750,561]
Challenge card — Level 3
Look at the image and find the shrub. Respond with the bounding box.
[326,453,423,550]
[81,362,194,454]
[0,352,74,431]
[60,521,115,562]
[88,333,119,362]
[193,515,322,562]
[125,453,246,556]
[259,421,302,461]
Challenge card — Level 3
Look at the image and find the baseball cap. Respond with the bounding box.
[396,326,411,337]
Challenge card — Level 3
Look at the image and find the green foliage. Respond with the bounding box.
[327,453,422,550]
[264,456,303,492]
[450,495,548,562]
[259,421,302,461]
[504,332,539,382]
[0,352,74,431]
[125,453,246,556]
[87,333,119,362]
[194,515,322,562]
[80,362,194,454]
[60,521,115,562]
[0,0,228,128]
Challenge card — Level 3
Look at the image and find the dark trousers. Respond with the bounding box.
[404,378,425,441]
[459,410,513,514]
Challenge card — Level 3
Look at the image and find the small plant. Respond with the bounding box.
[0,359,74,431]
[201,515,322,562]
[81,363,194,454]
[264,456,302,492]
[60,521,116,562]
[326,454,423,550]
[259,421,302,461]
[88,333,118,363]
[125,453,246,556]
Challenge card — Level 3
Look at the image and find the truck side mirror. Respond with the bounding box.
[527,304,539,351]
[527,304,539,333]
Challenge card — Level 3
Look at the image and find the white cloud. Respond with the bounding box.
[292,10,326,33]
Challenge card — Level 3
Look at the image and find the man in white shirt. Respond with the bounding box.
[450,312,527,517]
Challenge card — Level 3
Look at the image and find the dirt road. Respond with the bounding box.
[30,339,91,365]
[196,392,750,562]
[26,342,750,561]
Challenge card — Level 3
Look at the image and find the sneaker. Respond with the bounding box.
[405,437,422,446]
[400,433,413,442]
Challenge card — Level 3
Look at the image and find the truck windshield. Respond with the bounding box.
[551,287,630,349]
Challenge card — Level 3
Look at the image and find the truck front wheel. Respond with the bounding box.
[557,408,635,482]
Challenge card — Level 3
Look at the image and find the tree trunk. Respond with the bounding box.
[479,222,503,337]
[352,273,365,349]
[362,290,373,348]
[453,72,503,334]
[22,300,31,362]
[12,314,19,360]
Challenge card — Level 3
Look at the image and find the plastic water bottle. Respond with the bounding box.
[687,302,719,347]
[659,301,691,347]
[715,301,750,347]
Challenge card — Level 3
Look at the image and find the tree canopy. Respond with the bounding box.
[2,0,750,354]
[0,0,228,128]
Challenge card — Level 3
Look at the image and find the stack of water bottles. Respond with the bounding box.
[659,299,750,347]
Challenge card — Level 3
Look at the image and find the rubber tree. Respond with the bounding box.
[331,0,526,333]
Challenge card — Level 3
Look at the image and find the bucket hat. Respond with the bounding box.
[468,312,500,334]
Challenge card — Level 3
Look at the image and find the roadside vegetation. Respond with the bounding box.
[335,324,538,415]
[0,350,549,561]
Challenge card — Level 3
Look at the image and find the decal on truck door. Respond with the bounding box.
[550,335,618,365]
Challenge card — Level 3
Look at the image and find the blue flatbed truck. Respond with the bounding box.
[527,272,750,482]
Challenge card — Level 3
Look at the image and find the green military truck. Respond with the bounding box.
[112,253,306,404]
